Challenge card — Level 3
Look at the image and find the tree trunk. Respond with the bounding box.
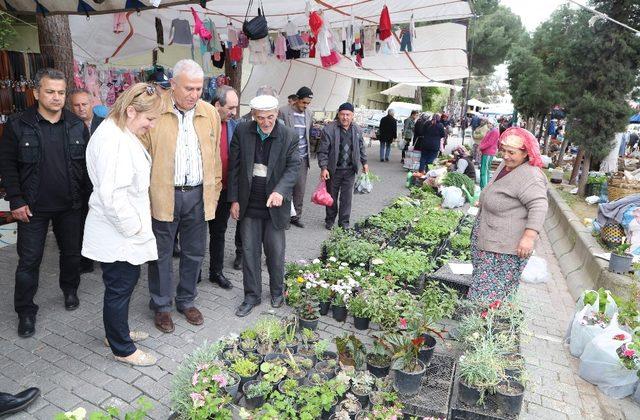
[556,134,571,166]
[36,14,75,91]
[459,77,469,122]
[569,148,584,185]
[445,79,455,114]
[537,113,546,140]
[578,151,591,197]
[224,56,243,97]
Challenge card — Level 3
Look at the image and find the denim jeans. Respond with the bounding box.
[15,208,82,316]
[379,142,391,161]
[102,261,140,357]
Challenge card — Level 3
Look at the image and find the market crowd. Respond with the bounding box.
[0,59,368,367]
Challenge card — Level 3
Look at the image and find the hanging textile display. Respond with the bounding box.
[309,10,340,68]
[378,5,399,54]
[0,51,54,117]
[190,7,212,41]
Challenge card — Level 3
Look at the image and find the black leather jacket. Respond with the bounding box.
[0,106,90,210]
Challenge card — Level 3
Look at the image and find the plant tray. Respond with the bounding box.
[449,373,520,420]
[427,260,473,295]
[399,353,456,419]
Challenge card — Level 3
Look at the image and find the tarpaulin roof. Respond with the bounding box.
[1,1,473,26]
[380,82,462,98]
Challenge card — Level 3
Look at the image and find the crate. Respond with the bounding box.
[427,260,473,296]
[400,353,457,419]
[449,374,520,420]
[404,150,421,171]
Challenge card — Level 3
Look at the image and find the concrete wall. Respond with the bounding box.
[544,187,633,299]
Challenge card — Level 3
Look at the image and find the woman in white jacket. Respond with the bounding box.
[82,83,161,366]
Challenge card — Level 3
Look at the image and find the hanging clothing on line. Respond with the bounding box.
[169,19,193,45]
[155,17,165,52]
[227,23,239,46]
[211,43,226,68]
[249,38,270,65]
[275,34,287,61]
[400,29,412,52]
[113,13,127,33]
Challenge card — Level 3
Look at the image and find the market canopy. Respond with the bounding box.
[380,82,462,98]
[467,98,488,108]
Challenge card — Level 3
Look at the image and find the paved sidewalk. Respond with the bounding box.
[1,136,639,419]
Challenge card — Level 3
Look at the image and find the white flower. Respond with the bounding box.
[313,258,321,264]
[354,271,361,277]
[340,262,348,267]
[359,263,365,267]
[329,257,337,262]
[371,258,384,265]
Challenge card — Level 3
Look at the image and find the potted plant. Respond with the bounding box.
[298,296,321,331]
[255,316,285,355]
[503,352,525,378]
[277,377,299,396]
[315,358,339,379]
[277,318,299,354]
[495,378,525,416]
[347,293,371,330]
[316,282,333,315]
[284,352,308,384]
[366,341,392,378]
[260,361,287,385]
[380,332,426,396]
[335,394,362,419]
[335,334,367,370]
[222,347,245,364]
[306,372,329,386]
[350,371,376,408]
[242,379,271,410]
[457,340,504,406]
[230,357,259,388]
[609,242,633,274]
[331,277,359,322]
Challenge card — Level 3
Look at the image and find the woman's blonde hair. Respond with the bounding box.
[108,83,162,130]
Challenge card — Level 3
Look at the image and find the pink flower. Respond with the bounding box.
[613,333,627,341]
[399,318,407,330]
[480,310,488,319]
[190,392,205,408]
[212,373,228,388]
[489,300,501,310]
[191,371,199,386]
[623,348,636,358]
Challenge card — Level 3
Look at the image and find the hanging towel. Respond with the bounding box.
[379,6,392,40]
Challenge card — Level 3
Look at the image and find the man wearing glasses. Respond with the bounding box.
[140,59,222,333]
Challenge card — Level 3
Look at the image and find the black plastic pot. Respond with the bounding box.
[242,380,267,410]
[337,399,362,419]
[353,316,370,330]
[504,353,524,378]
[224,372,241,399]
[322,350,338,361]
[305,372,328,386]
[296,347,317,366]
[298,316,319,331]
[393,360,425,396]
[332,304,347,322]
[366,358,391,378]
[263,352,287,363]
[496,379,524,416]
[319,301,331,316]
[458,378,482,406]
[286,367,308,385]
[351,389,370,409]
[315,360,337,379]
[418,334,437,366]
[237,369,259,389]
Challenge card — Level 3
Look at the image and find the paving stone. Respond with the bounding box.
[104,378,143,403]
[44,388,84,411]
[71,381,112,405]
[526,402,569,419]
[541,395,583,417]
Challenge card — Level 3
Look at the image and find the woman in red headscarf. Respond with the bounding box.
[468,127,548,301]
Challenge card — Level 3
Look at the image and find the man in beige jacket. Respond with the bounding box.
[140,59,222,333]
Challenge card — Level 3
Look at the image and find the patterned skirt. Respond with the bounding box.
[468,214,528,301]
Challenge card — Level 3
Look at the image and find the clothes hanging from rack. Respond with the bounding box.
[275,34,287,61]
[169,19,193,45]
[155,17,165,52]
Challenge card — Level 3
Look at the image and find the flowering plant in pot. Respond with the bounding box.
[379,332,426,396]
[183,362,234,419]
[331,276,359,322]
[297,295,321,331]
[347,292,371,330]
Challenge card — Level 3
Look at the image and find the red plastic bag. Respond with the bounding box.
[311,180,334,207]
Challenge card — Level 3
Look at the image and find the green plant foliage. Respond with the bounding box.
[0,14,17,50]
[442,172,475,197]
[373,248,433,284]
[322,228,379,265]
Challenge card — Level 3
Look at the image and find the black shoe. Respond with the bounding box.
[64,292,79,311]
[385,158,389,162]
[235,301,260,317]
[17,315,35,338]
[233,254,242,270]
[380,159,384,162]
[290,218,305,228]
[210,272,232,289]
[0,387,40,415]
[339,223,350,230]
[79,260,94,274]
[271,295,284,308]
[325,222,334,230]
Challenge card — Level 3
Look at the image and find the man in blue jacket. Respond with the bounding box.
[208,85,240,288]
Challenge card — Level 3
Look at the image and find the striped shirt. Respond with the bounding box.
[293,111,308,158]
[173,103,203,187]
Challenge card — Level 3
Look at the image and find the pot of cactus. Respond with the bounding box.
[298,297,321,331]
[230,357,260,389]
[347,293,370,330]
[242,379,271,410]
[457,341,504,406]
[381,332,427,396]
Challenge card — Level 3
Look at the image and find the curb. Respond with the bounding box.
[544,187,634,299]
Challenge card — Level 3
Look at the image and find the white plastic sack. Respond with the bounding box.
[521,256,551,283]
[585,195,600,205]
[397,138,406,150]
[354,173,373,194]
[541,155,553,168]
[578,315,639,399]
[576,290,619,318]
[569,303,608,357]
[633,381,640,404]
[427,167,448,178]
[441,186,464,209]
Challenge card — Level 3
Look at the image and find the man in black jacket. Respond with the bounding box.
[0,68,90,338]
[228,95,300,317]
[318,102,368,230]
[378,109,397,162]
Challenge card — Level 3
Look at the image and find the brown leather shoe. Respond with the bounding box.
[154,311,175,333]
[178,307,204,325]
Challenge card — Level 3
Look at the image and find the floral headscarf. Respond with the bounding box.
[499,127,543,167]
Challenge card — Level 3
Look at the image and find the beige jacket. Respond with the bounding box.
[140,95,222,222]
[477,161,548,255]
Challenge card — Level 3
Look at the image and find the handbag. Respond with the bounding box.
[242,0,268,40]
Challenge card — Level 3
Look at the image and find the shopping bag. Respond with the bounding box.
[311,180,334,206]
[397,138,406,150]
[569,301,610,357]
[441,186,464,209]
[354,173,373,194]
[521,256,551,284]
[576,289,618,318]
[578,314,639,398]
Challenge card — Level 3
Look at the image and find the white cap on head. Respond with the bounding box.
[250,95,279,111]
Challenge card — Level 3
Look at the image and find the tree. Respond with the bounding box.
[0,13,16,49]
[36,15,75,90]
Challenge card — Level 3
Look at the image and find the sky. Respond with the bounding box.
[500,0,570,31]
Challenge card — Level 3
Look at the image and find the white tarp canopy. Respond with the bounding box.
[380,82,462,98]
[467,98,488,108]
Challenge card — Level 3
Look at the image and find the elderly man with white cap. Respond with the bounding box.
[228,94,300,317]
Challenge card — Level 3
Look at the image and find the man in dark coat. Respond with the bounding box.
[228,95,300,317]
[378,109,397,162]
[318,103,368,230]
[0,69,90,337]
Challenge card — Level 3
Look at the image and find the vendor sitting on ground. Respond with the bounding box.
[469,127,548,301]
[449,146,476,182]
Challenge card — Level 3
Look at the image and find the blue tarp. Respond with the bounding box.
[631,113,640,123]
